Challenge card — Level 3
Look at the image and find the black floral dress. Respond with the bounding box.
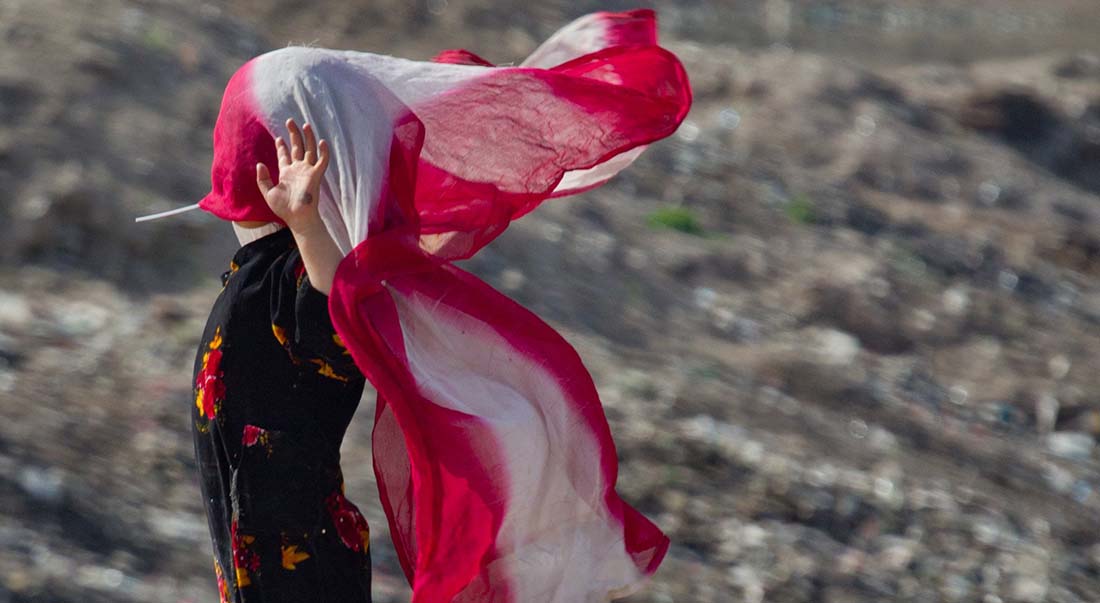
[192,227,371,603]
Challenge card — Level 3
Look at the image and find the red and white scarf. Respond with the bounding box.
[199,10,691,602]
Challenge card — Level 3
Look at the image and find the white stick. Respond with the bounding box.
[134,203,201,223]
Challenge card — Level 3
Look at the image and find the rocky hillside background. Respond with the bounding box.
[4,1,1100,602]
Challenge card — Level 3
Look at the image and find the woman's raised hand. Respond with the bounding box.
[256,118,331,231]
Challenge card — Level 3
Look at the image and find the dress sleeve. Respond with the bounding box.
[269,253,363,383]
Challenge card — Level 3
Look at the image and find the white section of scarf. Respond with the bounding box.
[248,49,480,255]
[391,286,644,602]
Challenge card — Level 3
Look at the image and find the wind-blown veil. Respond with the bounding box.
[196,10,691,602]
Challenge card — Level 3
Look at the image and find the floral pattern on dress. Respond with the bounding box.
[325,485,370,553]
[333,333,352,356]
[214,556,231,603]
[272,321,353,383]
[231,519,261,588]
[280,530,312,570]
[309,358,350,383]
[195,327,225,420]
[241,424,275,458]
[272,323,290,349]
[221,260,240,290]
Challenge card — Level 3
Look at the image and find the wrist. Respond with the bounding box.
[285,212,325,237]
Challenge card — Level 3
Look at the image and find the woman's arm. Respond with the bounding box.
[255,118,342,295]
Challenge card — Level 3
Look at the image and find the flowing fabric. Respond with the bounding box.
[199,9,691,602]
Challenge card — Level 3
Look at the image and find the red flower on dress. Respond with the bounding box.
[231,519,260,587]
[195,328,226,420]
[325,487,370,553]
[241,424,275,457]
[242,424,266,447]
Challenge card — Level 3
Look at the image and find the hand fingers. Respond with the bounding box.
[275,137,290,166]
[303,123,318,165]
[315,139,330,175]
[256,163,274,196]
[286,118,304,161]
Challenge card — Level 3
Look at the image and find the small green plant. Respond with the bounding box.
[141,25,175,55]
[785,194,815,224]
[647,206,703,235]
[688,362,722,380]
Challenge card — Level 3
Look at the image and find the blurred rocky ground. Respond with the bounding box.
[4,1,1100,602]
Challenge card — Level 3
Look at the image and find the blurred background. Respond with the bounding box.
[3,1,1100,601]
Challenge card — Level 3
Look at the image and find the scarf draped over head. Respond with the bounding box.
[200,9,691,602]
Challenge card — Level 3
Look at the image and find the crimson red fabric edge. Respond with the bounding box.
[432,49,495,67]
[370,395,417,582]
[596,9,658,47]
[198,59,284,224]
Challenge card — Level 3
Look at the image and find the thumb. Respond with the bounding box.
[256,163,274,196]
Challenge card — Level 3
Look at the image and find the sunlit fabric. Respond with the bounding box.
[199,9,691,602]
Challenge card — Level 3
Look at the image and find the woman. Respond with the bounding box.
[186,9,691,602]
[194,119,371,602]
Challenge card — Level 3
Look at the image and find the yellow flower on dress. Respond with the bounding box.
[221,261,240,290]
[358,526,370,552]
[272,323,289,347]
[310,358,349,383]
[281,544,311,570]
[333,333,351,355]
[236,565,251,587]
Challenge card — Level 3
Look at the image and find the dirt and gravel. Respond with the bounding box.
[4,1,1100,602]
